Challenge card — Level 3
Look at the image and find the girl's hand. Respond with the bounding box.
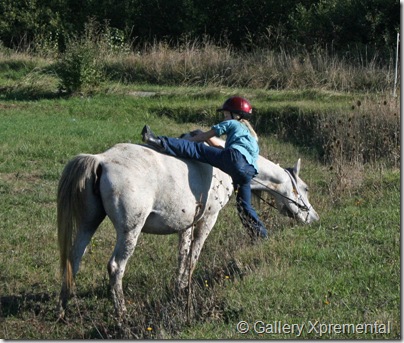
[188,130,224,148]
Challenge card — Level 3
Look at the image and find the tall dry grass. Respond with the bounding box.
[104,38,396,92]
[2,24,397,93]
[320,96,400,198]
[322,97,400,167]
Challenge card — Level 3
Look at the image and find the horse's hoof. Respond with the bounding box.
[56,309,68,324]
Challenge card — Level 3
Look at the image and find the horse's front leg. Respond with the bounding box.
[177,227,193,291]
[108,226,141,321]
[176,214,218,291]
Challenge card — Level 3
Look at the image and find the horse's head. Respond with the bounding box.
[274,159,319,224]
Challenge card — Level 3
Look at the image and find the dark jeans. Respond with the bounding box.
[160,136,268,238]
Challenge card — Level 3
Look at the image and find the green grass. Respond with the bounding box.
[176,171,400,340]
[0,82,400,338]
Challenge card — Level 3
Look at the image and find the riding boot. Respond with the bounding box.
[141,125,165,152]
[257,227,268,239]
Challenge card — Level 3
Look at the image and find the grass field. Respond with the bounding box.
[0,56,400,339]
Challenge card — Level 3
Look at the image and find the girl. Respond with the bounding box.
[141,96,268,239]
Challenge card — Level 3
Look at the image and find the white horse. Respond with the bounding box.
[57,140,319,319]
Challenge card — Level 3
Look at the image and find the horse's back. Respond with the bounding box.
[97,143,232,234]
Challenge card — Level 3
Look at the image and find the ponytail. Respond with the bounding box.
[240,118,259,141]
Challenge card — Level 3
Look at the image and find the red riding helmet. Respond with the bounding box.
[217,96,253,119]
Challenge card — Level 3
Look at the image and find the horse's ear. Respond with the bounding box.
[293,158,301,177]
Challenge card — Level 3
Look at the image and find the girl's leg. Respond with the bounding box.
[235,183,268,238]
[236,186,268,238]
[231,160,268,239]
[160,136,236,173]
[160,136,216,162]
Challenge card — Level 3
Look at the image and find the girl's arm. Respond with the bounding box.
[188,129,224,148]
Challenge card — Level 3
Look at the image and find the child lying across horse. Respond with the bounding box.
[142,96,268,238]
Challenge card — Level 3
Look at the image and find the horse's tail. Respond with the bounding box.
[57,154,100,294]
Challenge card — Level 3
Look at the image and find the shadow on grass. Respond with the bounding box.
[64,258,248,339]
[0,291,54,317]
[0,87,66,101]
[0,257,251,339]
[117,258,250,339]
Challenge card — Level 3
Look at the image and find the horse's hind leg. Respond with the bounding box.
[59,202,105,315]
[71,215,106,276]
[107,223,143,320]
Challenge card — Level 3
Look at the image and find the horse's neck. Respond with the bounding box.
[254,156,289,188]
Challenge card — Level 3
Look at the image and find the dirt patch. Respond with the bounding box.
[128,91,158,97]
[1,172,42,183]
[0,102,24,110]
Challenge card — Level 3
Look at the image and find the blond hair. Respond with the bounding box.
[240,118,259,141]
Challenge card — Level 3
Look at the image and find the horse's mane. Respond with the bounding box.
[179,130,204,139]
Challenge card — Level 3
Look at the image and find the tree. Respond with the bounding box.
[0,0,399,54]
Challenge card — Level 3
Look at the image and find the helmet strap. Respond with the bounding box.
[230,112,241,120]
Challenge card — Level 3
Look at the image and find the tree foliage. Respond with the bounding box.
[0,0,399,55]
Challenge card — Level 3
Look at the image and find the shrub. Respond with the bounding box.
[55,20,112,94]
[56,38,104,94]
